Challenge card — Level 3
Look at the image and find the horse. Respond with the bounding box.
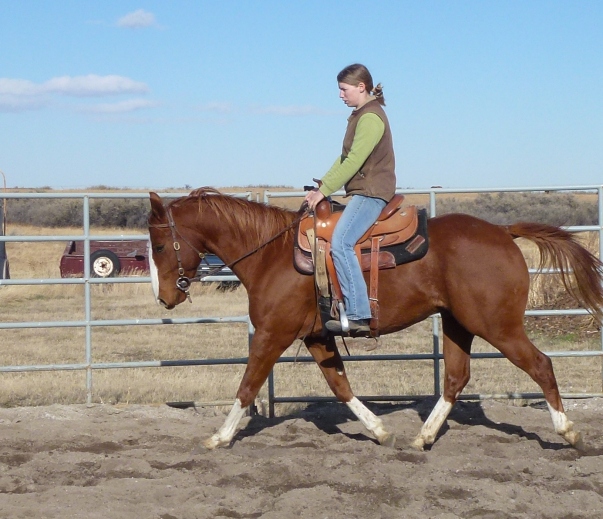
[148,187,603,451]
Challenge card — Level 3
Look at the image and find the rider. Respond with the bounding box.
[305,63,397,334]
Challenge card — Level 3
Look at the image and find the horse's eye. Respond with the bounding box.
[155,245,165,253]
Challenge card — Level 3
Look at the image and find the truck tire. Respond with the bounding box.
[90,250,121,278]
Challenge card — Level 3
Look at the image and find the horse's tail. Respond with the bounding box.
[505,222,603,322]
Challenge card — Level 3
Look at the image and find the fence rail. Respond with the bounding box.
[1,186,603,415]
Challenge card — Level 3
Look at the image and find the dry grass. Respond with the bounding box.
[1,224,602,414]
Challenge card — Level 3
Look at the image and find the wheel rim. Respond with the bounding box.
[92,257,114,277]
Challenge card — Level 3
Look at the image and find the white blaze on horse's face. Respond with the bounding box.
[148,241,160,304]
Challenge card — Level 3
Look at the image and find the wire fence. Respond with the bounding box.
[1,185,602,415]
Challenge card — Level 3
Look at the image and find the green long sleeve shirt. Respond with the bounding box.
[319,112,385,197]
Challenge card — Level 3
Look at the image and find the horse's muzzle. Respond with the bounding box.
[157,297,174,310]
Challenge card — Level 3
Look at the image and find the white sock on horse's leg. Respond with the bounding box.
[204,398,248,449]
[412,396,453,450]
[546,402,584,449]
[346,397,395,447]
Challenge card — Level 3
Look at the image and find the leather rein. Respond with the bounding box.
[149,205,307,301]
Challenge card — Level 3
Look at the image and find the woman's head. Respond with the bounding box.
[337,64,385,106]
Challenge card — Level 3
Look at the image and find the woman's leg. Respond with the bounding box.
[330,195,386,321]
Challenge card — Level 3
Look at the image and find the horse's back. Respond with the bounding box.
[377,213,530,333]
[427,212,529,286]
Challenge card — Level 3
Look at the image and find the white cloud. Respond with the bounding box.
[0,78,41,96]
[0,94,48,113]
[44,75,149,97]
[0,75,153,114]
[0,75,148,98]
[79,99,159,114]
[196,102,234,114]
[116,9,157,29]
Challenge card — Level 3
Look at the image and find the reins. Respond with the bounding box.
[150,204,308,301]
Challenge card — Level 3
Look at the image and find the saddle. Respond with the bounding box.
[294,194,429,337]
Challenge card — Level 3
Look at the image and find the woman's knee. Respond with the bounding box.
[332,225,357,250]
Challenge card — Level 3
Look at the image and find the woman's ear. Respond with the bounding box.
[358,82,366,93]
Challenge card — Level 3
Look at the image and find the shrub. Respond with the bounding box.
[4,190,600,229]
[6,198,150,229]
[437,192,598,226]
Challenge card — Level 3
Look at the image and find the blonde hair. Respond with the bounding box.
[337,63,385,106]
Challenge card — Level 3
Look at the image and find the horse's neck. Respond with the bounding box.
[197,203,295,276]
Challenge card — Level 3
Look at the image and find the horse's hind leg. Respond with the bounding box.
[412,313,474,450]
[495,330,584,449]
[306,336,395,447]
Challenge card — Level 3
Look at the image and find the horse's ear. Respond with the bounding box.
[149,192,167,222]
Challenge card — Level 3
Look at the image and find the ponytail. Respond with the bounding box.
[372,83,386,106]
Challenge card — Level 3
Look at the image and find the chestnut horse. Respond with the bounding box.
[148,188,603,451]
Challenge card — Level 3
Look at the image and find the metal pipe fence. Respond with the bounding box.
[1,186,602,414]
[0,191,252,405]
[263,185,603,415]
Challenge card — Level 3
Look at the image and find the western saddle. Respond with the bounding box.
[295,194,424,337]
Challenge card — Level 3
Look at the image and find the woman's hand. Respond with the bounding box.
[304,189,325,211]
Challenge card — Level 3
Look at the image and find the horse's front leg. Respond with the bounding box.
[204,330,290,449]
[306,336,396,447]
[203,398,248,449]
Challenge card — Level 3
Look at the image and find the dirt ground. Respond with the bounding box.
[1,398,602,519]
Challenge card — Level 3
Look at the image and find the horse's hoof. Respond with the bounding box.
[203,436,220,450]
[379,432,396,449]
[566,430,585,451]
[411,437,426,451]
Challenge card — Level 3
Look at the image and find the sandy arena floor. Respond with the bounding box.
[0,398,602,518]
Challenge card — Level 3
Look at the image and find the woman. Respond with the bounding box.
[305,63,396,334]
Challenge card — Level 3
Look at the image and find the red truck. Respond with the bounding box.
[60,239,149,278]
[59,239,236,284]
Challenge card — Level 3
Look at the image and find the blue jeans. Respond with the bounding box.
[331,195,386,321]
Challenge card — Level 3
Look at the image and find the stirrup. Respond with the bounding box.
[325,320,371,338]
[337,301,350,333]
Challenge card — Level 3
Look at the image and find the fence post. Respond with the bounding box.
[83,196,93,403]
[0,199,8,280]
[599,186,603,392]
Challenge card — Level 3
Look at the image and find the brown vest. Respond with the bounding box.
[343,99,396,202]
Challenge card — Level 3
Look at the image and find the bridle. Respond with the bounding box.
[149,205,307,301]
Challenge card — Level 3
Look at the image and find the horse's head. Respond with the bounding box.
[148,192,205,309]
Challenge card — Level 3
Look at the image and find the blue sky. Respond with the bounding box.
[1,1,602,190]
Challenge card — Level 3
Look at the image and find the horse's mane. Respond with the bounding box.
[170,187,299,246]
